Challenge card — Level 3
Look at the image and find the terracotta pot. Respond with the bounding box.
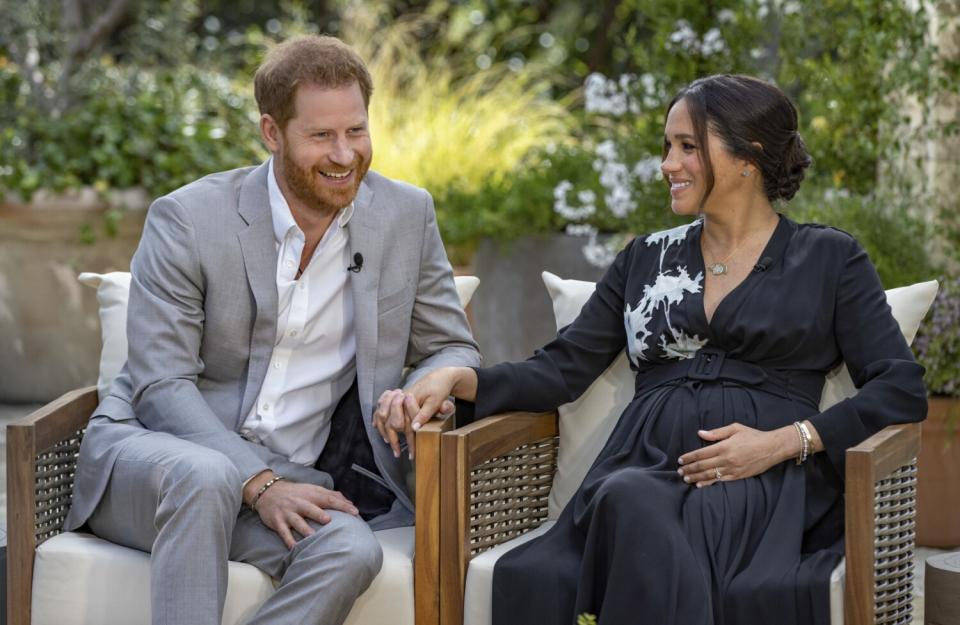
[916,396,960,547]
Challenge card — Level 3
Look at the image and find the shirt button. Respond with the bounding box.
[274,360,282,368]
[261,402,270,411]
[298,282,306,290]
[289,330,298,337]
[285,260,295,269]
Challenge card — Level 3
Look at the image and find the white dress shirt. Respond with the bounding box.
[241,160,357,465]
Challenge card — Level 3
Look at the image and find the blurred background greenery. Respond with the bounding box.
[1,0,958,287]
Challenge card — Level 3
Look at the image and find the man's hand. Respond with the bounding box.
[372,388,454,460]
[676,423,799,488]
[244,472,359,549]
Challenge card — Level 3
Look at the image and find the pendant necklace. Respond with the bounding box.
[703,234,748,276]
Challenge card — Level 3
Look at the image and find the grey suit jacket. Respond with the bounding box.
[66,161,480,531]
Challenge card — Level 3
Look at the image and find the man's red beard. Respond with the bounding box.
[280,143,370,215]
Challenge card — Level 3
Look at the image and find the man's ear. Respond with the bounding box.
[260,114,282,153]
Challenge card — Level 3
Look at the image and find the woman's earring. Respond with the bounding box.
[741,169,750,177]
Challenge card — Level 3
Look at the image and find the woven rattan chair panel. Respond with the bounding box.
[872,462,917,625]
[468,436,558,556]
[34,429,84,545]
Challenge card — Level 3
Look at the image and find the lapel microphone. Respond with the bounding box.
[348,253,364,273]
[752,256,773,273]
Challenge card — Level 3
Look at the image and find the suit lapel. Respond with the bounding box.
[347,180,382,415]
[236,162,278,427]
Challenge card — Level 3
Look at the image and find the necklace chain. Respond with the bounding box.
[702,228,762,276]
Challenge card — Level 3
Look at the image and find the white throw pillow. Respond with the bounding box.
[80,272,481,401]
[541,270,938,520]
[78,272,132,401]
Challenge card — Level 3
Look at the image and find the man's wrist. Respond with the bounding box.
[242,469,275,507]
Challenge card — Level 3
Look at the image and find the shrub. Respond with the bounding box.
[914,276,960,398]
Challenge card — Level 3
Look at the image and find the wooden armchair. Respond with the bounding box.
[439,411,921,625]
[6,386,450,625]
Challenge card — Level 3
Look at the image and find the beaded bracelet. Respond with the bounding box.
[251,475,285,510]
[793,421,811,465]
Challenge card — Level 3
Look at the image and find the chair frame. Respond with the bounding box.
[439,411,921,625]
[5,386,450,625]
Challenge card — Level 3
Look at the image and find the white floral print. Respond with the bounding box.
[625,221,708,364]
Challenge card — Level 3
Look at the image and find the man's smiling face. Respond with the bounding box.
[271,81,372,216]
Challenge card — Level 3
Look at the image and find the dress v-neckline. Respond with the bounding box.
[693,215,787,333]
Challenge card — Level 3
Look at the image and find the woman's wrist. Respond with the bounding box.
[449,366,479,402]
[773,426,802,464]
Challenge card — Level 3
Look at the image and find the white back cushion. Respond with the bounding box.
[542,270,937,520]
[79,272,481,401]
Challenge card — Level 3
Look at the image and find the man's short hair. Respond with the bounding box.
[254,35,373,128]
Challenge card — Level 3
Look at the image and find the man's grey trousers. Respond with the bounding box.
[85,420,383,625]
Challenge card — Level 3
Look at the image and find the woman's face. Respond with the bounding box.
[661,98,746,216]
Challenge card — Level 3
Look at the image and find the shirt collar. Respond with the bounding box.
[267,157,355,245]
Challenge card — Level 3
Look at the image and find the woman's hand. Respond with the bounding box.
[677,423,800,488]
[408,366,478,431]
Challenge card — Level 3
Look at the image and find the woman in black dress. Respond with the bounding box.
[392,75,927,624]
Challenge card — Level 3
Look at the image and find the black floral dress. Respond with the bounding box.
[470,215,927,625]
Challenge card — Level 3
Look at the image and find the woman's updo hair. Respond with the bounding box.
[665,74,812,203]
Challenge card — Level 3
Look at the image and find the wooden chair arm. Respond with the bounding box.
[844,422,921,625]
[439,411,558,625]
[7,386,98,625]
[415,415,455,625]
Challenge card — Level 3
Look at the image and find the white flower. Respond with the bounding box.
[594,139,619,163]
[583,237,619,268]
[701,28,727,56]
[668,20,699,52]
[553,180,596,221]
[823,188,851,203]
[717,9,736,23]
[633,156,663,184]
[584,72,629,117]
[566,223,596,237]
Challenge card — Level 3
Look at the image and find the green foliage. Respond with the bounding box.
[1,62,263,199]
[344,11,574,200]
[787,185,936,289]
[914,276,960,398]
[0,0,267,200]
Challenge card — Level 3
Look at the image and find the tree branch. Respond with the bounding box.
[55,0,135,113]
[65,0,134,61]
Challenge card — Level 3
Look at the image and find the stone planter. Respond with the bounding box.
[916,396,960,547]
[471,233,613,365]
[0,203,146,403]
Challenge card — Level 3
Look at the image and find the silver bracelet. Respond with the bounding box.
[251,475,285,510]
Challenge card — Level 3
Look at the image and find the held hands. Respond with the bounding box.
[371,367,478,460]
[372,388,454,460]
[677,423,799,488]
[244,472,359,549]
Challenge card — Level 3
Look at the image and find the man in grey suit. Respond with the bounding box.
[63,35,480,625]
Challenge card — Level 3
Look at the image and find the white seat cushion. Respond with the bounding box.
[463,522,555,625]
[32,527,415,625]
